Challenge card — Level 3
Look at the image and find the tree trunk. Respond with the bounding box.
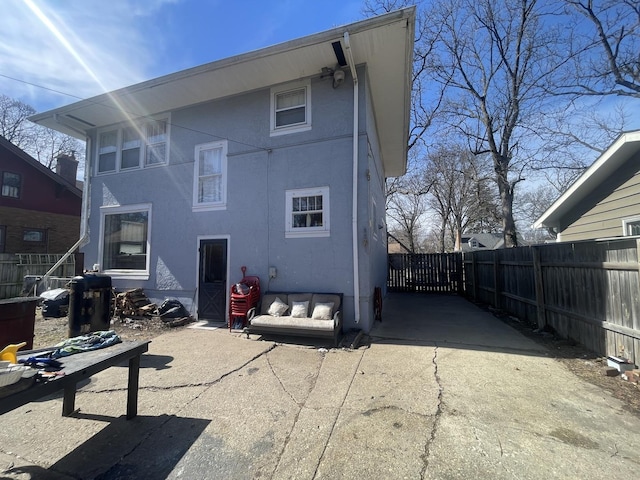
[497,174,518,248]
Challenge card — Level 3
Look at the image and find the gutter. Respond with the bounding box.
[41,119,91,285]
[344,32,360,324]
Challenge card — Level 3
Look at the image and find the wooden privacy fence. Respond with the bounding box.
[388,253,463,293]
[464,238,640,365]
[0,253,79,299]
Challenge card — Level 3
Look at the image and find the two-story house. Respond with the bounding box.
[0,135,81,254]
[30,8,416,333]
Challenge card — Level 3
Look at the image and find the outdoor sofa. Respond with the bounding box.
[245,292,343,346]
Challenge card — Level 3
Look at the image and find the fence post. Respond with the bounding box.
[532,246,546,329]
[493,250,501,309]
[470,252,478,301]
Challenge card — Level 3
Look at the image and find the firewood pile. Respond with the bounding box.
[115,288,157,319]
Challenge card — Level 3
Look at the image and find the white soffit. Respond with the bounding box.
[30,8,415,177]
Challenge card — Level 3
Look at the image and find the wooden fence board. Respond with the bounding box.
[0,253,76,300]
[460,237,640,365]
[387,253,462,293]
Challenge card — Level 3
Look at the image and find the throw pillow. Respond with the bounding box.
[268,297,289,317]
[290,301,309,318]
[311,302,334,320]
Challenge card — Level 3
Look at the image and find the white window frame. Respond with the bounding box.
[192,140,228,212]
[99,203,152,280]
[270,80,312,136]
[622,217,640,236]
[285,186,330,238]
[95,115,170,175]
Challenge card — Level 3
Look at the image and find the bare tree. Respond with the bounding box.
[425,144,500,252]
[515,184,559,242]
[424,0,570,247]
[0,94,84,172]
[0,94,36,147]
[386,173,431,253]
[562,0,640,98]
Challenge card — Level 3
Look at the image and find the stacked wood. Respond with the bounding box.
[115,288,157,319]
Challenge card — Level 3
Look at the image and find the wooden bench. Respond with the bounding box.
[1,341,149,419]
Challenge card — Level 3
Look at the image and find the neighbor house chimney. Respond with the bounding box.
[56,153,78,185]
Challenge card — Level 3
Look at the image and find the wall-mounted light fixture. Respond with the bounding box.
[321,66,346,89]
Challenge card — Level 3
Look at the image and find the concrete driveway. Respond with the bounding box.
[0,293,639,479]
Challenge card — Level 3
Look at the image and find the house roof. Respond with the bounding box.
[461,233,504,250]
[534,130,640,229]
[0,135,82,198]
[29,8,415,178]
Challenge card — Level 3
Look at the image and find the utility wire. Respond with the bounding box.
[0,72,270,152]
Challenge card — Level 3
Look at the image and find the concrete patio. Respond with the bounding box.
[0,293,638,479]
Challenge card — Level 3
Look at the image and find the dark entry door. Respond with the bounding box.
[198,239,227,321]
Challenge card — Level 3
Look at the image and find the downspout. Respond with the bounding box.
[344,32,360,324]
[41,116,91,285]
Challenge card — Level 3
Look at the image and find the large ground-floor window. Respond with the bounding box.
[100,203,151,277]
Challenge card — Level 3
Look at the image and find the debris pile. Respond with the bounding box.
[115,288,157,319]
[158,298,193,327]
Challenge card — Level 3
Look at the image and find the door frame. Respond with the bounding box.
[195,234,231,322]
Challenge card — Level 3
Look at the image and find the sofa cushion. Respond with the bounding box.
[311,302,334,320]
[267,297,289,316]
[250,315,335,331]
[261,294,288,315]
[290,301,309,318]
[311,294,341,314]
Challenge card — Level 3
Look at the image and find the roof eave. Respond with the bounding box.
[29,8,416,176]
[534,130,640,229]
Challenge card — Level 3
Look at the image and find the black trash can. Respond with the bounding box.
[68,274,112,337]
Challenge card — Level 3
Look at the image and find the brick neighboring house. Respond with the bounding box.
[0,135,82,253]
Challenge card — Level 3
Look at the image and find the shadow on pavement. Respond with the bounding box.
[3,414,210,480]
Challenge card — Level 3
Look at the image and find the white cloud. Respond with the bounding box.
[0,0,181,112]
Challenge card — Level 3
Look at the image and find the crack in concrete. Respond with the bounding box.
[264,347,303,407]
[269,346,326,479]
[421,346,443,479]
[81,343,278,395]
[312,349,366,479]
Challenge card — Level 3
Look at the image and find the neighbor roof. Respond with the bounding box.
[0,135,81,197]
[29,8,415,177]
[534,130,640,229]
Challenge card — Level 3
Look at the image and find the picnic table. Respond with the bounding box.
[0,340,150,419]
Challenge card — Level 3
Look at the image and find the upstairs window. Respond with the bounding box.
[145,119,167,166]
[285,187,330,238]
[98,130,117,173]
[1,172,21,198]
[121,126,142,169]
[271,81,311,136]
[193,141,227,211]
[96,116,170,174]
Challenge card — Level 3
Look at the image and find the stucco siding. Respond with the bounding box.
[81,68,383,329]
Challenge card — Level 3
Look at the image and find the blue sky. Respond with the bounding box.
[1,0,364,113]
